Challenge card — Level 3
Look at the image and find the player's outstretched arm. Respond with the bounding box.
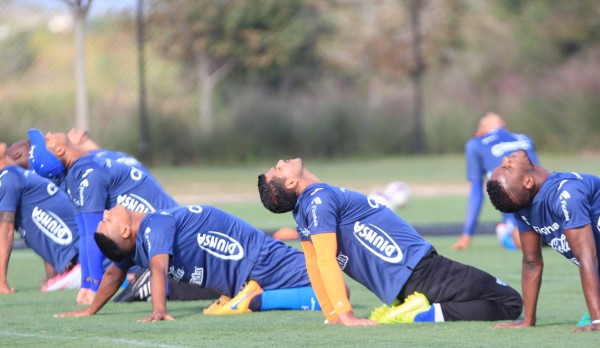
[55,264,127,318]
[301,239,338,323]
[311,233,377,326]
[138,253,173,322]
[0,213,16,294]
[565,225,600,332]
[493,231,541,329]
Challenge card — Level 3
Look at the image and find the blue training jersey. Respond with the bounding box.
[0,165,79,271]
[514,172,600,266]
[292,183,432,304]
[466,128,539,181]
[65,154,178,214]
[116,205,309,296]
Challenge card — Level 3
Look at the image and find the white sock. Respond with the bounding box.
[433,303,445,322]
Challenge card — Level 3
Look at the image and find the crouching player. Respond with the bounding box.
[0,142,80,294]
[258,158,523,326]
[55,205,325,321]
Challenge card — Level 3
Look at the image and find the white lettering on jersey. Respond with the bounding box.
[169,265,185,281]
[47,182,58,196]
[197,231,244,260]
[337,253,348,270]
[490,140,532,157]
[188,205,203,214]
[189,267,204,286]
[31,206,73,245]
[549,234,570,254]
[130,167,143,181]
[144,227,152,251]
[559,190,571,222]
[117,194,156,213]
[353,221,402,263]
[532,222,560,235]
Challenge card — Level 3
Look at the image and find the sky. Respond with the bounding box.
[19,0,136,17]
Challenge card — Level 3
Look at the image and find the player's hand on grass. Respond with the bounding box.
[492,320,532,329]
[54,308,93,318]
[138,311,174,323]
[337,310,378,326]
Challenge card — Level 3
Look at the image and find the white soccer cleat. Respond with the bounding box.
[41,264,82,292]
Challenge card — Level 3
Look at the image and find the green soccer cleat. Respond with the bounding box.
[576,312,591,327]
[370,291,431,324]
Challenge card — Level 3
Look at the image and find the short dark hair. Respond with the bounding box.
[258,174,298,213]
[94,232,130,262]
[486,180,520,213]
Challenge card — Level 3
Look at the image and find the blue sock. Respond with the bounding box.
[414,306,436,322]
[83,212,105,292]
[76,214,90,289]
[259,286,321,311]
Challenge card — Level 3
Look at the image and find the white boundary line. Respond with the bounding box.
[0,331,188,348]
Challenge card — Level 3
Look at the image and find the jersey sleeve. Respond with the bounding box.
[304,189,339,235]
[465,139,484,181]
[76,165,110,213]
[0,169,22,212]
[144,213,176,259]
[115,256,135,270]
[554,180,592,230]
[513,213,532,232]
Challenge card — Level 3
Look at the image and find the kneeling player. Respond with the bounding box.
[56,205,324,321]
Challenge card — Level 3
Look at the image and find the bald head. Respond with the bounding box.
[475,112,506,137]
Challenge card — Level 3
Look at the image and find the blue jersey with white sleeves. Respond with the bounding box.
[116,205,310,296]
[513,172,600,266]
[65,154,177,214]
[466,128,539,181]
[0,165,78,271]
[292,183,432,304]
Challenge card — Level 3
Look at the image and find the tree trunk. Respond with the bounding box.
[73,6,89,131]
[198,54,213,136]
[410,0,425,154]
[196,54,233,137]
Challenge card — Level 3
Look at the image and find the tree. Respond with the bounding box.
[62,0,93,131]
[321,0,463,153]
[148,0,326,136]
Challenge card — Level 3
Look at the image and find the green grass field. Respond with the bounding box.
[1,237,595,347]
[2,153,600,347]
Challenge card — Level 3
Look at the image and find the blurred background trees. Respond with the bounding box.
[1,0,599,164]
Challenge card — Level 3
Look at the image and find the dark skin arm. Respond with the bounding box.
[138,253,173,322]
[54,264,127,317]
[0,212,15,294]
[494,230,542,329]
[564,225,600,332]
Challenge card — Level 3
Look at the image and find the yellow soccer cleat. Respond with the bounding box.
[202,295,231,314]
[206,280,263,315]
[370,291,430,324]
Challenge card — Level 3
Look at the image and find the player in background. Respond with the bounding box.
[55,205,325,321]
[258,158,522,326]
[28,129,179,304]
[0,142,80,295]
[486,150,600,332]
[452,112,540,251]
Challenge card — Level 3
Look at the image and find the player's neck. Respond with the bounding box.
[64,147,89,168]
[129,212,147,237]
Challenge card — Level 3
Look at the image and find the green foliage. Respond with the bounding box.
[0,30,34,82]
